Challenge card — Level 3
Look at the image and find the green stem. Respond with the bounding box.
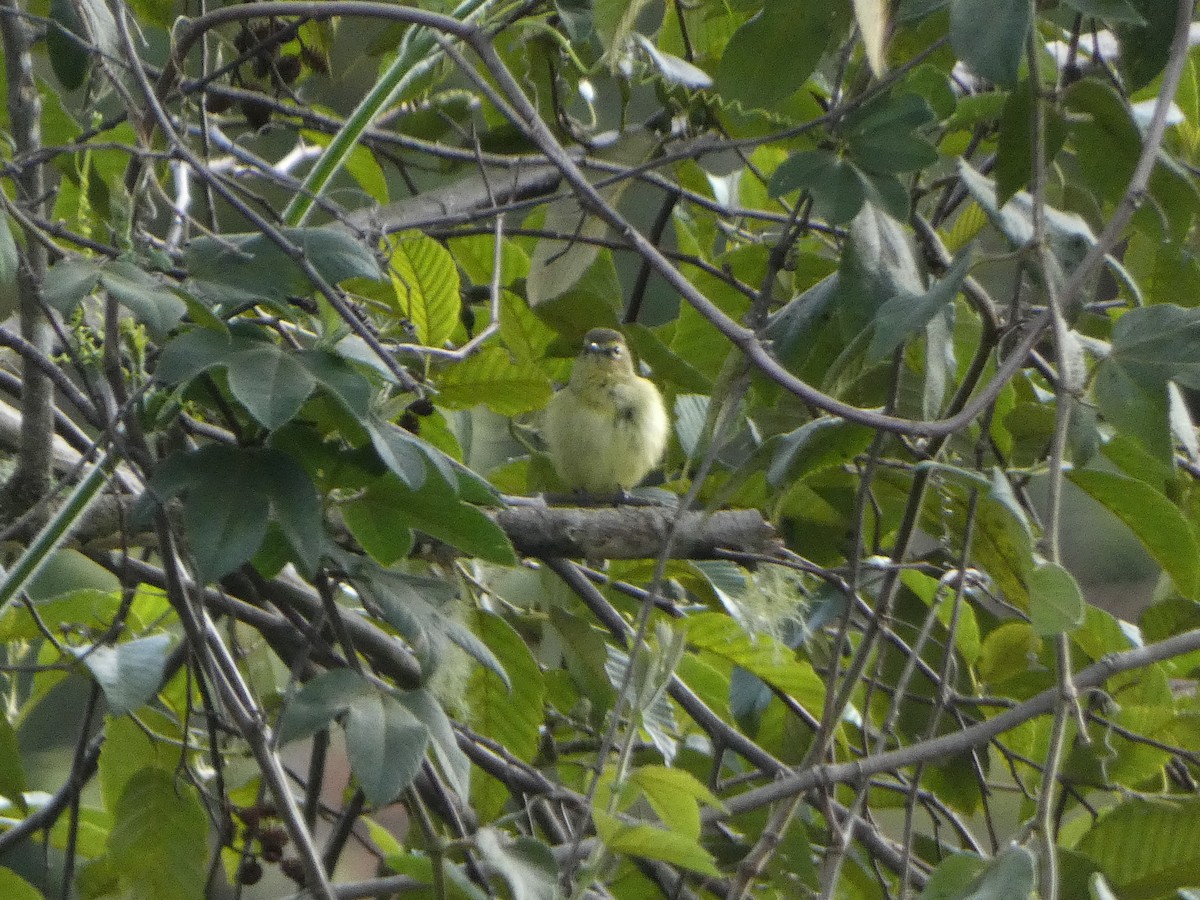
[282,0,495,226]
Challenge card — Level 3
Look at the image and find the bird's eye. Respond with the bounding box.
[587,342,601,353]
[610,345,622,356]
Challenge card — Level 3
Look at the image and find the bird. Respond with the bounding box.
[543,328,669,497]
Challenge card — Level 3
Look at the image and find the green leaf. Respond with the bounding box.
[1068,469,1200,599]
[996,80,1069,205]
[368,420,429,490]
[226,344,317,430]
[768,151,866,225]
[259,448,327,575]
[867,250,971,364]
[277,669,366,744]
[768,418,875,487]
[368,568,511,684]
[466,611,544,758]
[154,327,247,384]
[0,212,18,319]
[0,868,43,900]
[716,0,842,110]
[956,845,1036,899]
[150,446,275,581]
[396,689,471,801]
[77,634,171,716]
[342,481,416,565]
[1076,797,1200,898]
[1095,304,1200,462]
[592,811,722,877]
[1116,0,1179,91]
[99,259,187,337]
[1061,0,1145,25]
[300,349,373,418]
[1027,561,1085,636]
[0,713,27,813]
[950,0,1030,85]
[436,347,552,416]
[42,258,102,313]
[499,290,557,365]
[48,0,91,89]
[685,613,825,715]
[629,766,725,840]
[845,93,939,175]
[107,768,209,900]
[387,231,461,348]
[475,827,559,900]
[185,227,382,302]
[919,854,989,898]
[343,687,430,805]
[978,622,1041,686]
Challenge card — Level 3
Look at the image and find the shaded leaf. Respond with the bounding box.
[950,0,1030,84]
[226,344,317,429]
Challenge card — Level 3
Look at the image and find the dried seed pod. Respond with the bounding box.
[276,54,301,84]
[204,90,234,113]
[240,97,272,130]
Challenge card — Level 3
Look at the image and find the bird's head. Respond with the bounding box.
[578,328,633,375]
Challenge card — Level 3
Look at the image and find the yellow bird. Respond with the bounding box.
[544,328,669,496]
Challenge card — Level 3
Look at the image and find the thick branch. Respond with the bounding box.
[0,0,55,512]
[495,506,778,559]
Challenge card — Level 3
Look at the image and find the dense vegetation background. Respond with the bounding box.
[1,0,1199,897]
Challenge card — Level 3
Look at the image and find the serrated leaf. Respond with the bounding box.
[499,290,556,364]
[226,344,316,429]
[1076,798,1200,897]
[466,611,544,760]
[685,613,825,714]
[436,347,552,416]
[77,634,171,716]
[388,231,461,347]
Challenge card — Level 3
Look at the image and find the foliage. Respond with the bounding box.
[0,0,1198,897]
